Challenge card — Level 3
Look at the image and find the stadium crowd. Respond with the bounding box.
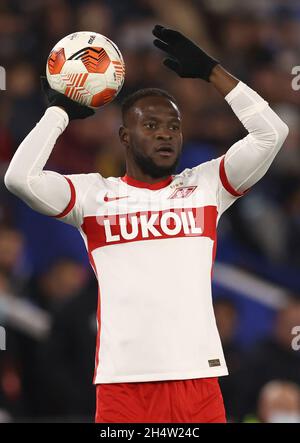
[0,0,300,422]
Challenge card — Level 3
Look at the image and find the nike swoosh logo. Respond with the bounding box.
[104,193,129,202]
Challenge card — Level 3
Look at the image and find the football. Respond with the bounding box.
[46,31,125,109]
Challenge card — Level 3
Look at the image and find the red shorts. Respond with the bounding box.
[95,377,226,423]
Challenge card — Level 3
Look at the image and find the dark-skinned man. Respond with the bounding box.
[4,26,288,423]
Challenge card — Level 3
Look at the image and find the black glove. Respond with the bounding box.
[41,76,95,120]
[152,25,219,81]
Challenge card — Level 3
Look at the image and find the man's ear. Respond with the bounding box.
[119,126,129,147]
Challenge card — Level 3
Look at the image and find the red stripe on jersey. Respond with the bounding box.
[53,176,76,218]
[86,249,101,384]
[219,156,246,197]
[93,288,101,384]
[211,232,218,280]
[88,251,101,384]
[81,206,218,253]
[121,174,173,190]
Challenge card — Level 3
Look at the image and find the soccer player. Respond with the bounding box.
[4,26,289,423]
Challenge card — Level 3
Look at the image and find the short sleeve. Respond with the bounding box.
[52,172,99,227]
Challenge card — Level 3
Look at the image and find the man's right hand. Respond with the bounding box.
[41,76,95,120]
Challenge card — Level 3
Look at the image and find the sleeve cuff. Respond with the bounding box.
[45,106,69,130]
[224,81,246,104]
[225,81,268,113]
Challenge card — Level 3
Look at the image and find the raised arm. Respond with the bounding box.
[209,65,289,194]
[4,107,72,216]
[152,25,289,194]
[4,79,94,217]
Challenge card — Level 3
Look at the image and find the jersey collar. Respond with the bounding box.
[121,174,173,190]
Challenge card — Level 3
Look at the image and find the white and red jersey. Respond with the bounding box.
[54,158,241,383]
[4,81,289,384]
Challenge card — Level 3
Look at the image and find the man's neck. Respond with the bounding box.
[122,173,173,190]
[125,163,172,185]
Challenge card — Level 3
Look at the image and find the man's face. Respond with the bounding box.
[120,96,183,179]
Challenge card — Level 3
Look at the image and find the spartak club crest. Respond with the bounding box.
[168,186,197,199]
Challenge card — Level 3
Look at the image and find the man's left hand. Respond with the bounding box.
[152,25,219,82]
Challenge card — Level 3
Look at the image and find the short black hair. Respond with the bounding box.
[121,88,179,124]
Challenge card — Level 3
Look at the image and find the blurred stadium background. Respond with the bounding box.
[0,0,300,423]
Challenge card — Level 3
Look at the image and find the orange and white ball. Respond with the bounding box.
[46,31,125,109]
